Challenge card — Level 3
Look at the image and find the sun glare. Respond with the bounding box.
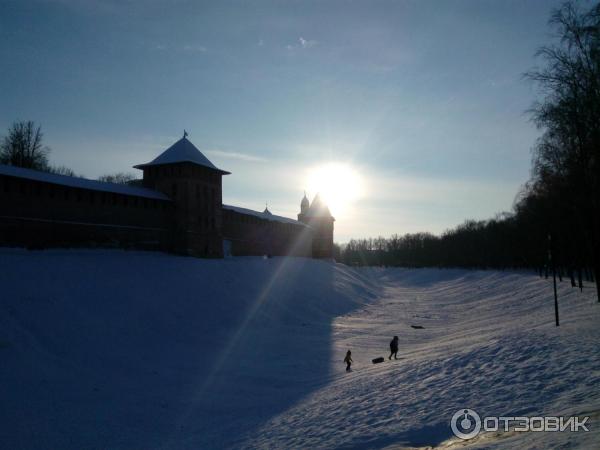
[305,163,365,217]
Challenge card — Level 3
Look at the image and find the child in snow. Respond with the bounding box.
[344,350,353,372]
[389,336,399,360]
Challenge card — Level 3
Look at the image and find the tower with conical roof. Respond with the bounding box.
[299,192,309,217]
[134,132,230,257]
[298,193,335,258]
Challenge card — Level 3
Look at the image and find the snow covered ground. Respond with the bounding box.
[0,249,598,449]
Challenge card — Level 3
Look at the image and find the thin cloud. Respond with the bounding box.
[183,44,207,52]
[299,37,317,49]
[206,150,267,163]
[153,44,207,53]
[287,37,318,51]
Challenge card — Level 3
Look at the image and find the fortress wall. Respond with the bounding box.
[0,174,173,250]
[222,208,313,257]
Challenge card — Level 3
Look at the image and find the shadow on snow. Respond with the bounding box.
[0,250,378,449]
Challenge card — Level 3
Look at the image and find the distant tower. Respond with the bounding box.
[298,193,335,258]
[134,132,230,257]
[299,191,310,218]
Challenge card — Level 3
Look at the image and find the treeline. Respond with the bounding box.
[339,2,600,300]
[340,215,520,269]
[339,213,593,274]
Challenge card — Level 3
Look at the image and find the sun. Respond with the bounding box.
[305,162,365,217]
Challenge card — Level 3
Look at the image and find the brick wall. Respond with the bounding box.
[222,208,313,257]
[0,174,173,250]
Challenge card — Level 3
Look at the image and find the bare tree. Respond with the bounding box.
[98,172,138,185]
[0,121,50,170]
[48,165,78,177]
[526,1,600,301]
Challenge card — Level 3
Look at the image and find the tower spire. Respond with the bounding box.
[300,190,310,215]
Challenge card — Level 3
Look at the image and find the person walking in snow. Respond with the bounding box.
[344,350,353,372]
[389,336,399,360]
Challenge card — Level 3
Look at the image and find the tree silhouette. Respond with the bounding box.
[0,121,50,170]
[526,1,600,300]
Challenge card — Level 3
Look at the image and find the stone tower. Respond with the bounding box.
[134,134,230,257]
[298,193,335,258]
[299,192,309,216]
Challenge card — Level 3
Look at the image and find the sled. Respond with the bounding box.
[411,325,424,329]
[372,357,385,364]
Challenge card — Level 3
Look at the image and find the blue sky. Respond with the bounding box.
[1,0,566,241]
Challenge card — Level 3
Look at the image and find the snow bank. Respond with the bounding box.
[248,269,600,449]
[0,249,378,449]
[1,250,598,449]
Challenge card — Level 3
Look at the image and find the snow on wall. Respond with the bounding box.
[222,204,309,226]
[0,164,170,201]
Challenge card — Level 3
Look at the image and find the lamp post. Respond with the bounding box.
[548,234,559,326]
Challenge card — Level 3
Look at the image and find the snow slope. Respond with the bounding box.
[249,270,600,449]
[0,249,599,449]
[0,249,379,449]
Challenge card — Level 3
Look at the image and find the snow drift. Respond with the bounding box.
[0,249,378,449]
[1,249,599,449]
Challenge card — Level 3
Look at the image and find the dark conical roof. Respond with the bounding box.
[306,193,332,217]
[301,191,309,209]
[134,136,230,174]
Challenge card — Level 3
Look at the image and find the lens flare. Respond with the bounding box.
[305,163,365,217]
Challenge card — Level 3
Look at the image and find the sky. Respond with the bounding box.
[0,0,569,242]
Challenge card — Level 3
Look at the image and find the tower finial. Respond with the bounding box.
[263,202,272,215]
[183,130,188,138]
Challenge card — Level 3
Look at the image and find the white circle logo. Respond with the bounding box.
[451,408,481,440]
